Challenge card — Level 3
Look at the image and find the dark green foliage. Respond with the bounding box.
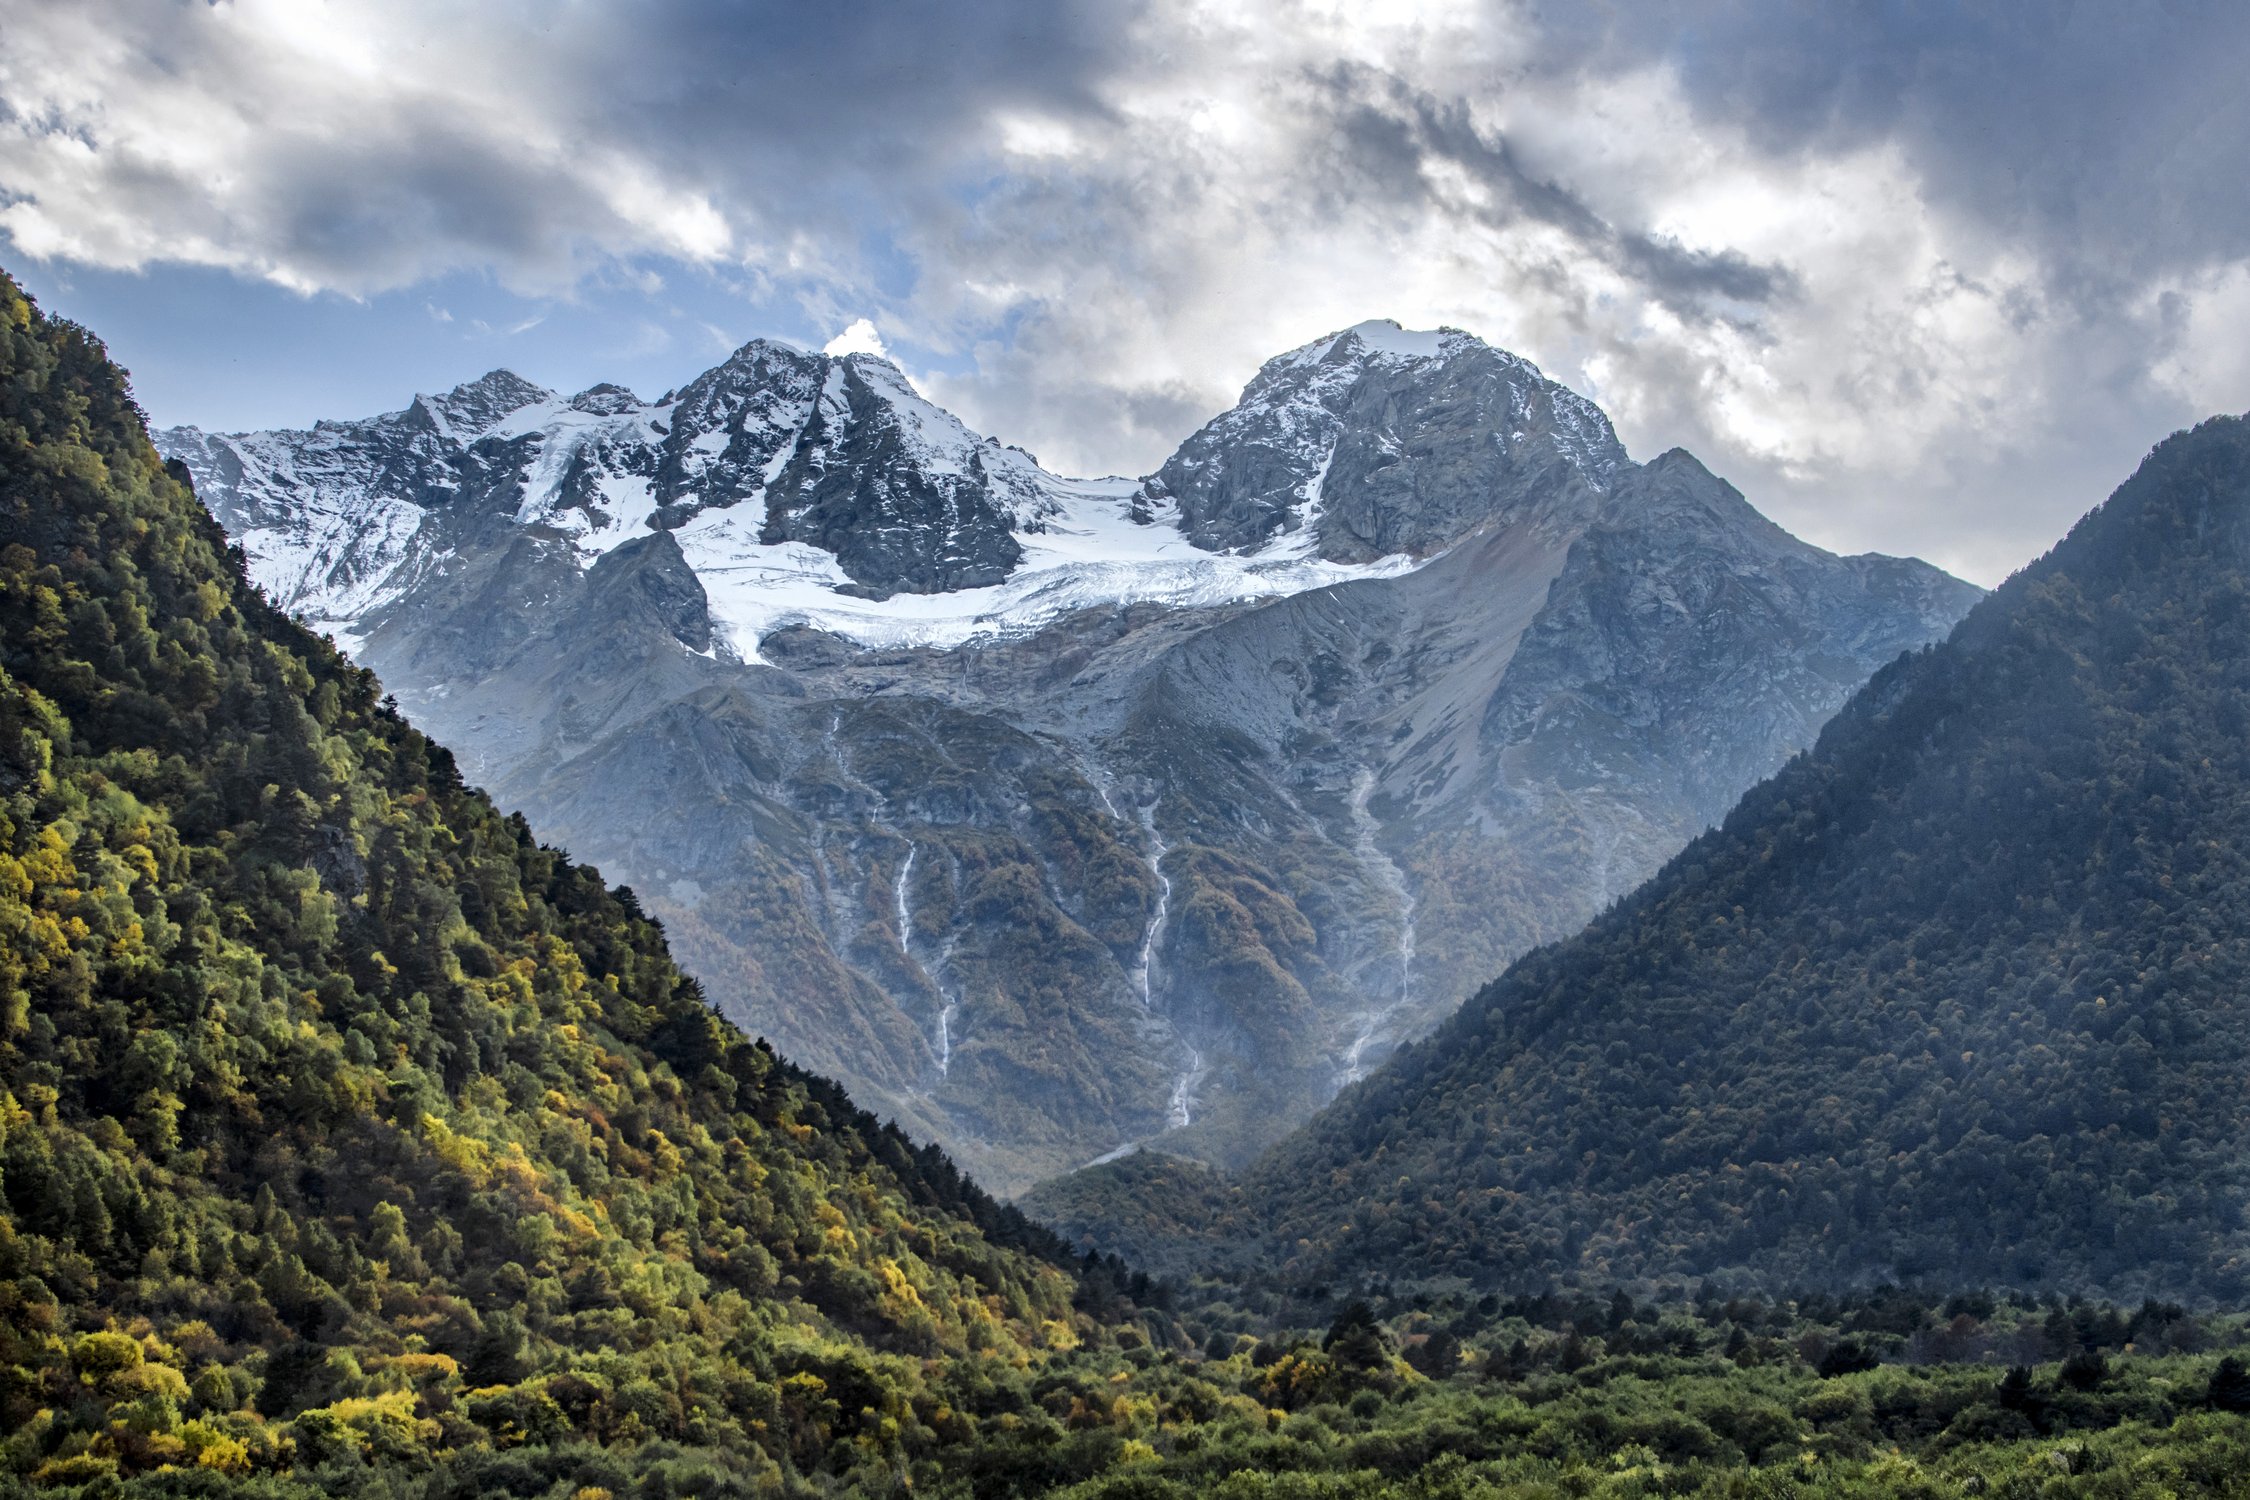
[1819,1342,1881,1378]
[0,268,1159,1490]
[2060,1350,2111,1391]
[1195,415,2250,1297]
[2206,1355,2250,1411]
[1021,1150,1255,1282]
[1402,1326,1459,1381]
[875,1288,2250,1498]
[1321,1303,1388,1371]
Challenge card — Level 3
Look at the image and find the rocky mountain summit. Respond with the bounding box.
[1152,321,1626,558]
[158,319,1980,1193]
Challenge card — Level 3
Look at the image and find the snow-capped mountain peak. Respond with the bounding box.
[423,368,556,438]
[157,321,1648,663]
[1282,317,1461,368]
[152,320,1980,1192]
[1151,318,1628,560]
[568,382,643,416]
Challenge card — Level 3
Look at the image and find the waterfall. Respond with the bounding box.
[1136,801,1172,1011]
[894,844,916,948]
[934,998,957,1076]
[1341,766,1417,1084]
[1168,1043,1205,1129]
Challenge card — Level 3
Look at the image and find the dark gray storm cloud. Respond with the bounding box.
[1538,0,2250,281]
[0,0,1142,291]
[592,0,1132,153]
[1309,63,1800,319]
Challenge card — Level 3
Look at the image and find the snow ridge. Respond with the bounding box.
[159,322,1610,665]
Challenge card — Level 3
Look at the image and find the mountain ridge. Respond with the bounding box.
[158,320,1981,1194]
[1037,412,2250,1299]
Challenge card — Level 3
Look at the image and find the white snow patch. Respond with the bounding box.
[1345,318,1450,359]
[1261,441,1338,562]
[677,477,1425,663]
[232,491,426,626]
[1285,318,1457,368]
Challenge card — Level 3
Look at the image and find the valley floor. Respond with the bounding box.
[23,1286,2250,1498]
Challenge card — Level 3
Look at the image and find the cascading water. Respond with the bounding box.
[1168,1043,1205,1129]
[896,841,958,1078]
[1341,766,1417,1084]
[1136,802,1172,1012]
[928,929,964,1083]
[1073,798,1201,1166]
[894,844,915,948]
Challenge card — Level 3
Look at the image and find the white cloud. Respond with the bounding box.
[822,318,890,360]
[2151,262,2250,420]
[3,0,2247,583]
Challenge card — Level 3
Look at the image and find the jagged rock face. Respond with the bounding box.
[1152,320,1628,560]
[159,324,1981,1195]
[166,345,1056,614]
[650,344,1042,595]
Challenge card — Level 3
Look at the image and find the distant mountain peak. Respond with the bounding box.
[152,308,1978,1194]
[427,367,555,437]
[714,334,815,367]
[448,365,546,399]
[1155,318,1626,560]
[569,381,643,415]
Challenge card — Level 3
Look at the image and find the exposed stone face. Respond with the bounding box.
[1153,320,1628,559]
[586,531,718,656]
[756,360,1026,596]
[159,324,1980,1196]
[1478,450,1981,828]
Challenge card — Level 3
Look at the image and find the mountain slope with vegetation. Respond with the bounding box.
[0,269,1179,1494]
[21,262,2250,1500]
[1043,414,2250,1302]
[1250,413,2250,1298]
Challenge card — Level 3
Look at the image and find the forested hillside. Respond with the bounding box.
[1043,414,2250,1301]
[0,271,1178,1493]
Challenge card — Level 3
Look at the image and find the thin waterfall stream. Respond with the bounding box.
[1341,766,1416,1084]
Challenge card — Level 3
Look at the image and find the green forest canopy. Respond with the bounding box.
[0,267,1183,1492]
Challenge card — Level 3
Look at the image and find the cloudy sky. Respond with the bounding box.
[6,0,2249,584]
